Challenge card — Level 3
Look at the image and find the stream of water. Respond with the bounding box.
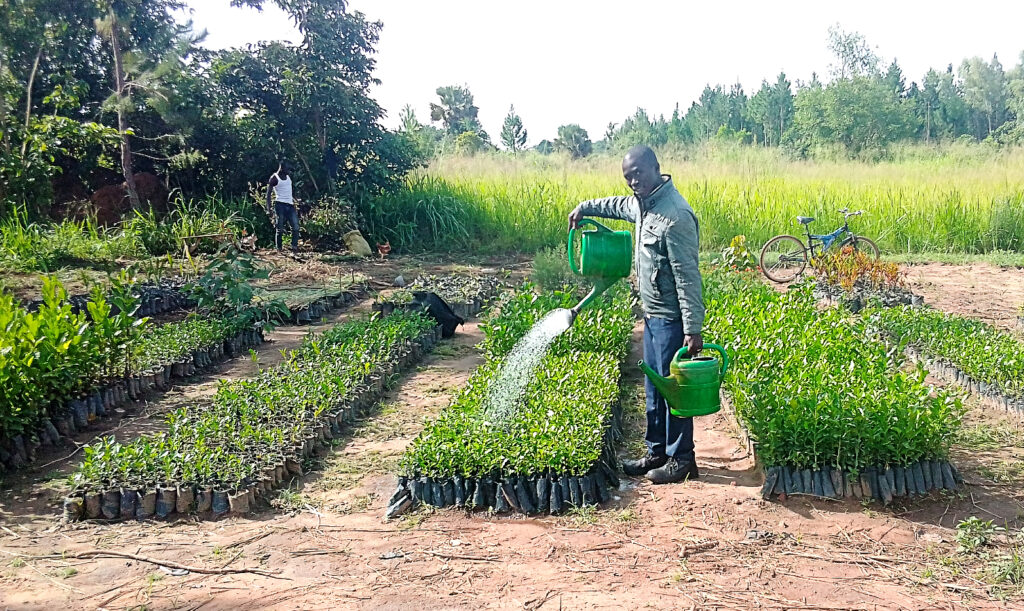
[484,308,575,423]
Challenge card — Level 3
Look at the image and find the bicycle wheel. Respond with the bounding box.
[760,235,808,283]
[841,236,880,259]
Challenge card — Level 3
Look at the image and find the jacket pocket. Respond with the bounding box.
[640,231,663,297]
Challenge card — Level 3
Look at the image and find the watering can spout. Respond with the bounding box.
[638,359,683,407]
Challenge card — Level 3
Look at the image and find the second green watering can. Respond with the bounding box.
[567,219,632,316]
[639,343,729,418]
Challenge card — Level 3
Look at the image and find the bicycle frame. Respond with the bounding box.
[803,219,864,258]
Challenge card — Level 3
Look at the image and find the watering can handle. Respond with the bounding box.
[567,218,611,275]
[679,342,729,379]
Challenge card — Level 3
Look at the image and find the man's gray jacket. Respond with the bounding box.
[574,176,704,334]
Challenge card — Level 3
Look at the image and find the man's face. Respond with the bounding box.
[622,157,661,199]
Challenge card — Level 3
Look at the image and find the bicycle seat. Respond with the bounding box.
[797,216,815,225]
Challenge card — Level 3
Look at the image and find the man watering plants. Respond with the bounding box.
[265,160,300,253]
[568,145,705,484]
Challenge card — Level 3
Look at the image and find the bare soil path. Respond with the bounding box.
[904,262,1024,331]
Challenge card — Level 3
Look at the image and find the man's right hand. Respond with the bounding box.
[567,207,584,232]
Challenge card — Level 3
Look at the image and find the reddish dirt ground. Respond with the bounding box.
[904,262,1024,331]
[1,258,1024,610]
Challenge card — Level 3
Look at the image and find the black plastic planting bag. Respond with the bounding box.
[535,477,550,514]
[549,478,564,514]
[515,478,535,514]
[410,291,464,338]
[453,476,466,506]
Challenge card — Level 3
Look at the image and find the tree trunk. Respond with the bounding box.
[19,46,43,157]
[924,100,931,143]
[109,13,141,211]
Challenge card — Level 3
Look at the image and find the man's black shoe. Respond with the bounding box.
[646,458,699,484]
[622,453,668,477]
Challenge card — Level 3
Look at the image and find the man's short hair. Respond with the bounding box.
[624,145,659,170]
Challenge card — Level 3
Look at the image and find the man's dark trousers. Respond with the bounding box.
[275,201,300,250]
[643,316,695,461]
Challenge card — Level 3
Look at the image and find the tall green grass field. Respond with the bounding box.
[365,145,1024,255]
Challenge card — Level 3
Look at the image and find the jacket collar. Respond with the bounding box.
[641,175,674,211]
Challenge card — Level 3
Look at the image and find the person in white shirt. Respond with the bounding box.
[265,161,300,252]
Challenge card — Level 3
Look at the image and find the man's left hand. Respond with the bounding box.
[683,333,703,357]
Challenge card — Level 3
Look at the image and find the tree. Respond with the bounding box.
[500,104,527,153]
[726,82,749,133]
[827,24,880,79]
[454,130,484,156]
[534,139,553,155]
[554,124,592,159]
[429,84,483,136]
[217,0,412,200]
[399,104,419,133]
[960,54,1009,137]
[95,0,190,210]
[685,85,729,141]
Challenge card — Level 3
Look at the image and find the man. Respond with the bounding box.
[266,161,300,252]
[568,145,705,484]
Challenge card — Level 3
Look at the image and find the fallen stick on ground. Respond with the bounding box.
[424,550,500,562]
[13,550,286,578]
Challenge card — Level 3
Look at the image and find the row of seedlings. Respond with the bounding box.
[0,281,365,473]
[389,284,635,517]
[703,268,964,505]
[23,278,197,318]
[868,306,1024,413]
[375,274,502,319]
[64,311,442,521]
[258,280,367,325]
[811,249,923,312]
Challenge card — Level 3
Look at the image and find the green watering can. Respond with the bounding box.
[639,343,729,418]
[567,219,632,317]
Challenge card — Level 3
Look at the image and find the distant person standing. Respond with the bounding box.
[266,161,300,252]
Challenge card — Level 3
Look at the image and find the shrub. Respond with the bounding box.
[812,246,905,293]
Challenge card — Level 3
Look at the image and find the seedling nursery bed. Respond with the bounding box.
[388,284,634,517]
[374,274,503,319]
[869,306,1024,415]
[63,310,442,522]
[706,268,964,505]
[0,280,367,475]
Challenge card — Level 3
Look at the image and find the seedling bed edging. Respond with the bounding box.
[760,459,962,504]
[386,400,622,518]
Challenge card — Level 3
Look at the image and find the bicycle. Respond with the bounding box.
[759,208,880,283]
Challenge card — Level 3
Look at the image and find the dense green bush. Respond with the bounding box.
[703,268,963,472]
[870,306,1024,399]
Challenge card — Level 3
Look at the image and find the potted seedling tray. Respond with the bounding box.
[63,312,443,522]
[256,280,367,325]
[387,284,635,519]
[0,323,265,473]
[374,274,503,320]
[704,268,964,507]
[813,281,924,313]
[22,279,197,318]
[869,306,1024,415]
[0,283,368,475]
[760,460,963,504]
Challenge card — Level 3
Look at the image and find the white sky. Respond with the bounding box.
[182,0,1024,145]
